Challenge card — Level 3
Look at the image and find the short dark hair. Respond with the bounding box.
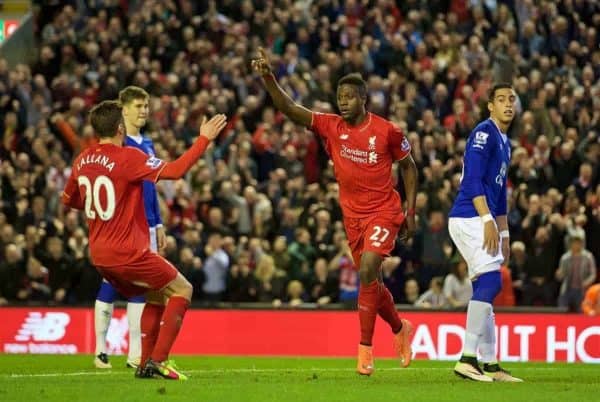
[118,86,149,105]
[89,100,123,138]
[489,83,514,102]
[337,73,367,99]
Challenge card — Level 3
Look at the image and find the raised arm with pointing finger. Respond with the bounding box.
[251,47,312,127]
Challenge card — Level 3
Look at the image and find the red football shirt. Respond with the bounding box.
[311,112,411,218]
[62,143,166,267]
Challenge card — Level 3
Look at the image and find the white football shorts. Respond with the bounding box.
[448,217,503,279]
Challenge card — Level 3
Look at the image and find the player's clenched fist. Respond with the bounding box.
[199,114,227,141]
[251,47,272,76]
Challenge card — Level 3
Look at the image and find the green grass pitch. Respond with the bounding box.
[1,355,599,402]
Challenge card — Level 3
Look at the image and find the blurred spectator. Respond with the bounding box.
[41,236,76,304]
[0,244,25,305]
[508,241,527,304]
[287,228,317,286]
[19,256,51,302]
[286,280,305,307]
[521,226,562,306]
[271,236,291,274]
[415,277,448,308]
[201,232,230,302]
[401,279,420,305]
[309,257,338,305]
[443,259,472,309]
[179,247,205,299]
[228,250,257,302]
[416,209,452,289]
[254,254,287,303]
[331,240,358,305]
[556,234,597,312]
[573,163,594,203]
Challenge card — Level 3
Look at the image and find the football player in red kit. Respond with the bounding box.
[252,48,418,375]
[62,100,227,380]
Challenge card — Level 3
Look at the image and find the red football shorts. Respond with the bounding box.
[95,250,179,298]
[344,211,405,268]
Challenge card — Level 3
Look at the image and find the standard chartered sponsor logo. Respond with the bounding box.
[340,144,378,164]
[340,144,368,164]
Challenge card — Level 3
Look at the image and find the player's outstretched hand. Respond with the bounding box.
[482,221,500,256]
[251,47,272,76]
[199,114,227,141]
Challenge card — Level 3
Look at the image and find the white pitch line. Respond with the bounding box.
[3,366,569,379]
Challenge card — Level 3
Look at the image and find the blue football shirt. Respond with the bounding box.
[449,118,511,219]
[124,135,162,228]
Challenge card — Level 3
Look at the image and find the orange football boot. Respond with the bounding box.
[356,344,374,376]
[393,319,413,368]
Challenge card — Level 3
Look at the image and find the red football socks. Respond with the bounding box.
[358,280,379,346]
[140,303,164,366]
[150,296,189,363]
[377,282,403,334]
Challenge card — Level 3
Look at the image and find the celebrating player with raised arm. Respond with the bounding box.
[93,86,163,370]
[449,84,523,382]
[252,48,418,375]
[62,101,227,380]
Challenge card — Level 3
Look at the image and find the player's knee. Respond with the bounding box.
[174,278,193,301]
[358,265,377,284]
[359,252,381,283]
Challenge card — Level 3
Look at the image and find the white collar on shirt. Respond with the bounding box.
[127,134,143,144]
[488,118,508,145]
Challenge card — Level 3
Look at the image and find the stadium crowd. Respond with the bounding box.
[0,0,598,312]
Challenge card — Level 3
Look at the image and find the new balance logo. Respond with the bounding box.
[340,134,349,140]
[15,312,70,342]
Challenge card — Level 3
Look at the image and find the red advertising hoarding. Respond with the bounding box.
[1,308,598,363]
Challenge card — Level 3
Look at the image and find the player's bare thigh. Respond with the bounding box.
[145,290,168,305]
[137,272,192,301]
[160,272,193,300]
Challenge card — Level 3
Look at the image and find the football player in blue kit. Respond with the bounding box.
[449,84,523,382]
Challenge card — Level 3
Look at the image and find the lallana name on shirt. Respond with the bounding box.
[78,154,115,172]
